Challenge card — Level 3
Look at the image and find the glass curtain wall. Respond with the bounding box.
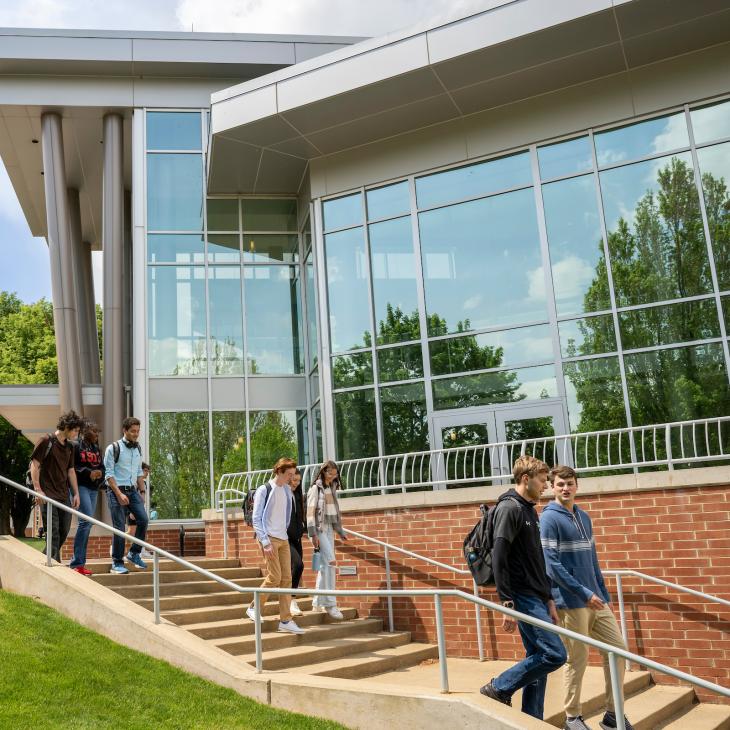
[320,97,730,462]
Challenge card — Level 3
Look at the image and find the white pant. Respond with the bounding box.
[313,526,337,608]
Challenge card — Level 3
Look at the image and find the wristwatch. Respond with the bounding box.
[502,600,515,609]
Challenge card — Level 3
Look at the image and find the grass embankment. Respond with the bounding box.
[0,590,347,729]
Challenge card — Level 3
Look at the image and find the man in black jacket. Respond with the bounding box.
[480,455,567,720]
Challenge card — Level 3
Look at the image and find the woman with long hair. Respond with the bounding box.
[287,469,306,616]
[306,460,347,619]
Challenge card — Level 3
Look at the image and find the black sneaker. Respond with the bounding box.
[479,680,512,707]
[599,711,634,730]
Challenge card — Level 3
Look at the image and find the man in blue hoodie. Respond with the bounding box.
[541,465,634,730]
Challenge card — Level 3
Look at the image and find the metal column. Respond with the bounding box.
[41,113,83,414]
[68,188,101,385]
[102,113,125,442]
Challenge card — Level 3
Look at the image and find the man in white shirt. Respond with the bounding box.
[246,457,304,634]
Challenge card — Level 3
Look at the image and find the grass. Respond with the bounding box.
[0,590,347,730]
[16,537,45,552]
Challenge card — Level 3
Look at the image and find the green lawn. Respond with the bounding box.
[0,590,347,729]
[16,537,45,552]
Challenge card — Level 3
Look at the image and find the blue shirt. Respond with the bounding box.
[104,439,144,487]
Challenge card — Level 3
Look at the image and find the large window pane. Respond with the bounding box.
[244,266,301,374]
[369,217,420,344]
[696,142,730,290]
[419,188,548,335]
[207,234,240,264]
[624,343,730,425]
[208,266,243,375]
[305,255,318,369]
[146,112,201,151]
[207,199,239,231]
[149,411,209,519]
[620,298,721,350]
[380,382,429,455]
[691,99,730,145]
[242,199,297,231]
[148,234,204,264]
[430,324,552,376]
[148,266,206,376]
[563,357,626,432]
[366,181,410,220]
[538,136,592,180]
[249,410,303,470]
[332,352,373,389]
[432,364,557,410]
[559,315,616,357]
[600,153,712,306]
[378,344,423,383]
[147,154,203,231]
[243,234,298,263]
[334,389,378,459]
[543,174,610,316]
[323,193,362,231]
[212,411,247,487]
[594,112,689,166]
[325,227,371,352]
[416,151,531,209]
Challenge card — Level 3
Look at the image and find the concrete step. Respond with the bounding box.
[239,630,412,671]
[214,617,383,656]
[585,685,696,730]
[186,607,358,639]
[162,598,316,625]
[299,642,440,679]
[109,577,263,599]
[657,702,730,730]
[84,557,241,575]
[92,566,260,587]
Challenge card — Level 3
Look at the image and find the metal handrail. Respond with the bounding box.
[216,416,730,498]
[2,475,728,730]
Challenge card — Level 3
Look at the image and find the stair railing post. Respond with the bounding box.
[472,579,485,661]
[434,593,449,693]
[615,574,630,671]
[222,492,228,560]
[46,499,52,566]
[153,552,160,624]
[384,545,394,632]
[608,652,626,730]
[254,591,263,673]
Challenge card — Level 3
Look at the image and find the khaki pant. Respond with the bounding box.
[558,607,626,718]
[250,537,292,622]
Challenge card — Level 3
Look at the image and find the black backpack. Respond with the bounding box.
[243,483,272,528]
[463,503,497,586]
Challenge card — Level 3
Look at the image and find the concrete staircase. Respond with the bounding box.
[88,557,730,729]
[89,557,438,679]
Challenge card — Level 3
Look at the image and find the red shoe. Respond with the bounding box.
[72,566,93,576]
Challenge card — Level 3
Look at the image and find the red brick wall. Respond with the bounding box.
[59,527,205,561]
[205,484,730,703]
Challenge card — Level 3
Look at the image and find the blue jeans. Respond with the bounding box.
[492,592,567,720]
[70,485,99,567]
[108,488,148,564]
[313,527,337,608]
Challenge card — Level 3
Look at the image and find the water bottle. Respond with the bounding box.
[467,549,478,565]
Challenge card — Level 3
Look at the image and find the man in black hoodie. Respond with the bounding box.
[480,455,566,720]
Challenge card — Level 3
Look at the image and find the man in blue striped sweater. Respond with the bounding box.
[541,465,634,730]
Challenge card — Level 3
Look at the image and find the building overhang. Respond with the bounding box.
[208,0,730,195]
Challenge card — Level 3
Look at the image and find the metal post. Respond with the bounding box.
[473,579,485,661]
[384,545,394,632]
[153,552,160,624]
[608,652,626,730]
[254,592,263,673]
[434,594,449,693]
[665,423,674,470]
[615,574,630,671]
[222,493,228,560]
[45,499,52,566]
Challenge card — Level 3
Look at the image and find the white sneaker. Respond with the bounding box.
[246,606,259,622]
[141,548,154,559]
[325,606,344,620]
[290,599,303,616]
[278,620,305,634]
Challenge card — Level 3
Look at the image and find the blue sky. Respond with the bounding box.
[0,0,485,303]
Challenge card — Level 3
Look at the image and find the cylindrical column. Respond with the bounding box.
[41,113,83,414]
[102,113,124,444]
[68,188,101,385]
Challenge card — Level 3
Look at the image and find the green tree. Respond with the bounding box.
[0,416,34,535]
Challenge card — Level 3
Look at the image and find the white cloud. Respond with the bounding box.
[463,294,482,311]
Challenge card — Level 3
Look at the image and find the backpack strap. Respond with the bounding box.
[112,441,120,463]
